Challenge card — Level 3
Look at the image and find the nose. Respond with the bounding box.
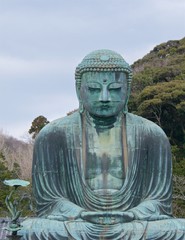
[99,86,111,102]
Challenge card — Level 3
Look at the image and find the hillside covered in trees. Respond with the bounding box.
[129,37,185,160]
[130,37,185,145]
[129,37,185,216]
[0,37,185,217]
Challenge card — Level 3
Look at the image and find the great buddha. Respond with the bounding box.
[21,50,185,239]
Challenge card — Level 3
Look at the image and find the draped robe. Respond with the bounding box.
[20,112,185,239]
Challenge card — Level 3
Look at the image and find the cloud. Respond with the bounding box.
[0,56,77,76]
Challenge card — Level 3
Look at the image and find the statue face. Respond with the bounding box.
[80,72,127,117]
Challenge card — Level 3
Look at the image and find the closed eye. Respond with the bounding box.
[87,83,101,93]
[109,87,121,90]
[109,86,122,91]
[88,87,101,92]
[108,83,123,90]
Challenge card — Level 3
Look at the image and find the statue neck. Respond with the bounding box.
[85,111,121,130]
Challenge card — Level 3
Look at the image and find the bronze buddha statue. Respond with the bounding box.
[21,50,185,239]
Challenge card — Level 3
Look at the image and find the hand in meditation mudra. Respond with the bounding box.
[21,50,185,239]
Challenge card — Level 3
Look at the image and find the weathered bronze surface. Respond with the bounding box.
[20,50,185,239]
[4,179,30,239]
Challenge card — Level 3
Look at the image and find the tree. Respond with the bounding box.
[136,80,185,146]
[130,37,185,106]
[0,131,33,179]
[29,116,49,139]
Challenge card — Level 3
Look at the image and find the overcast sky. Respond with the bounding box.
[0,0,185,140]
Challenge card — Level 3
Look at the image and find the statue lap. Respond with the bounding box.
[21,218,185,239]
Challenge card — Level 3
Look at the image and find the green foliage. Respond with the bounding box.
[131,37,185,95]
[4,184,35,219]
[29,115,49,139]
[172,146,185,218]
[0,154,16,216]
[172,174,185,218]
[135,80,185,146]
[0,152,35,217]
[172,145,185,176]
[173,199,185,218]
[130,37,185,146]
[130,37,185,217]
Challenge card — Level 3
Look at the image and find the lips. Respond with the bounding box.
[100,105,111,109]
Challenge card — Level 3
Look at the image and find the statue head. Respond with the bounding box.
[75,50,132,117]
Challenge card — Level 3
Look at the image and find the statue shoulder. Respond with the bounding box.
[35,111,80,140]
[126,113,168,139]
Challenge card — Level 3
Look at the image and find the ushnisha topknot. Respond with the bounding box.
[75,49,132,89]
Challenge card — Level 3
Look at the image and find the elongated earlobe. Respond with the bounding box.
[79,101,84,113]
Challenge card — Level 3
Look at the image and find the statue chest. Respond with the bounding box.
[84,126,124,192]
